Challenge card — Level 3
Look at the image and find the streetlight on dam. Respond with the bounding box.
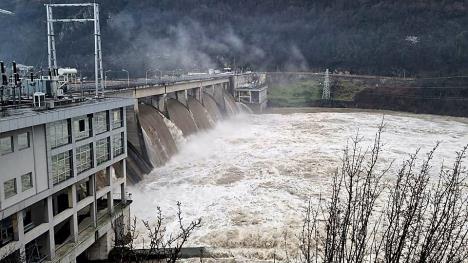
[104,69,112,89]
[122,69,129,88]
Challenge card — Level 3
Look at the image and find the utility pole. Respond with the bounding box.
[322,68,331,100]
[122,69,129,88]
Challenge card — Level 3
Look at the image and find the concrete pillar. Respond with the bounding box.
[213,84,226,110]
[176,90,188,106]
[133,99,139,114]
[107,192,114,214]
[194,87,202,101]
[46,196,56,259]
[150,96,158,109]
[121,183,126,204]
[199,87,204,103]
[71,185,78,243]
[108,165,114,214]
[16,211,25,262]
[157,94,167,112]
[90,174,97,228]
[121,159,127,204]
[86,233,111,261]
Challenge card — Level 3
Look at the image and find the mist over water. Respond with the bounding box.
[130,111,468,261]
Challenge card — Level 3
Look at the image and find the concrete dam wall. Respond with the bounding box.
[126,90,243,183]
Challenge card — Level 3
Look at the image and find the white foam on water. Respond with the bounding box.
[237,102,254,114]
[130,111,468,261]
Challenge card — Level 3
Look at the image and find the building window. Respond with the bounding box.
[78,204,93,233]
[96,138,110,165]
[52,188,71,216]
[94,111,109,134]
[47,119,70,148]
[21,173,33,192]
[0,136,13,155]
[0,216,14,246]
[74,116,92,141]
[23,209,33,232]
[52,151,72,185]
[79,120,85,131]
[112,108,123,129]
[76,178,91,202]
[4,178,17,199]
[113,133,124,157]
[96,169,110,191]
[76,144,93,174]
[18,132,30,150]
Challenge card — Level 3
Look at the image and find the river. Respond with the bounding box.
[130,109,468,261]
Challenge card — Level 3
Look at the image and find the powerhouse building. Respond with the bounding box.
[0,97,133,262]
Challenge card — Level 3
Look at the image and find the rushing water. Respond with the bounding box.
[130,110,468,261]
[139,104,178,167]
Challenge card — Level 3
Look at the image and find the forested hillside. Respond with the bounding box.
[1,0,468,77]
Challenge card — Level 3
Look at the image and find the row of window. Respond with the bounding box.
[51,133,124,185]
[46,109,123,149]
[0,132,30,156]
[52,151,73,185]
[4,173,33,199]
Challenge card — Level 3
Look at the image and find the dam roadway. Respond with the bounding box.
[104,74,233,99]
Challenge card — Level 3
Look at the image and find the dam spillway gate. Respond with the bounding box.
[106,73,267,183]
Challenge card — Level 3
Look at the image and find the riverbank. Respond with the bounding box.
[267,73,468,117]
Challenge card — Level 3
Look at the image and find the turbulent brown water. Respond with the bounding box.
[237,102,254,114]
[131,110,468,261]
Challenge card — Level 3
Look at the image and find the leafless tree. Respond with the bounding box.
[110,201,202,263]
[0,248,24,263]
[378,144,468,263]
[292,122,468,263]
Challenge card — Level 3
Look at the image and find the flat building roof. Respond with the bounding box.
[0,97,134,133]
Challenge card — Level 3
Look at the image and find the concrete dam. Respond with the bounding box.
[108,73,265,183]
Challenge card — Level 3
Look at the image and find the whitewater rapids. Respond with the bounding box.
[130,110,468,261]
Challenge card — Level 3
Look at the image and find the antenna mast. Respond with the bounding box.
[45,3,104,97]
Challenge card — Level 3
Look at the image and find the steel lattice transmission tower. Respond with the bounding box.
[322,68,331,100]
[45,3,104,97]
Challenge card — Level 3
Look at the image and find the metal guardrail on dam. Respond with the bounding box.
[71,74,234,99]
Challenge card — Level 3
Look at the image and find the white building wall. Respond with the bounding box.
[0,126,46,210]
[33,125,49,193]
